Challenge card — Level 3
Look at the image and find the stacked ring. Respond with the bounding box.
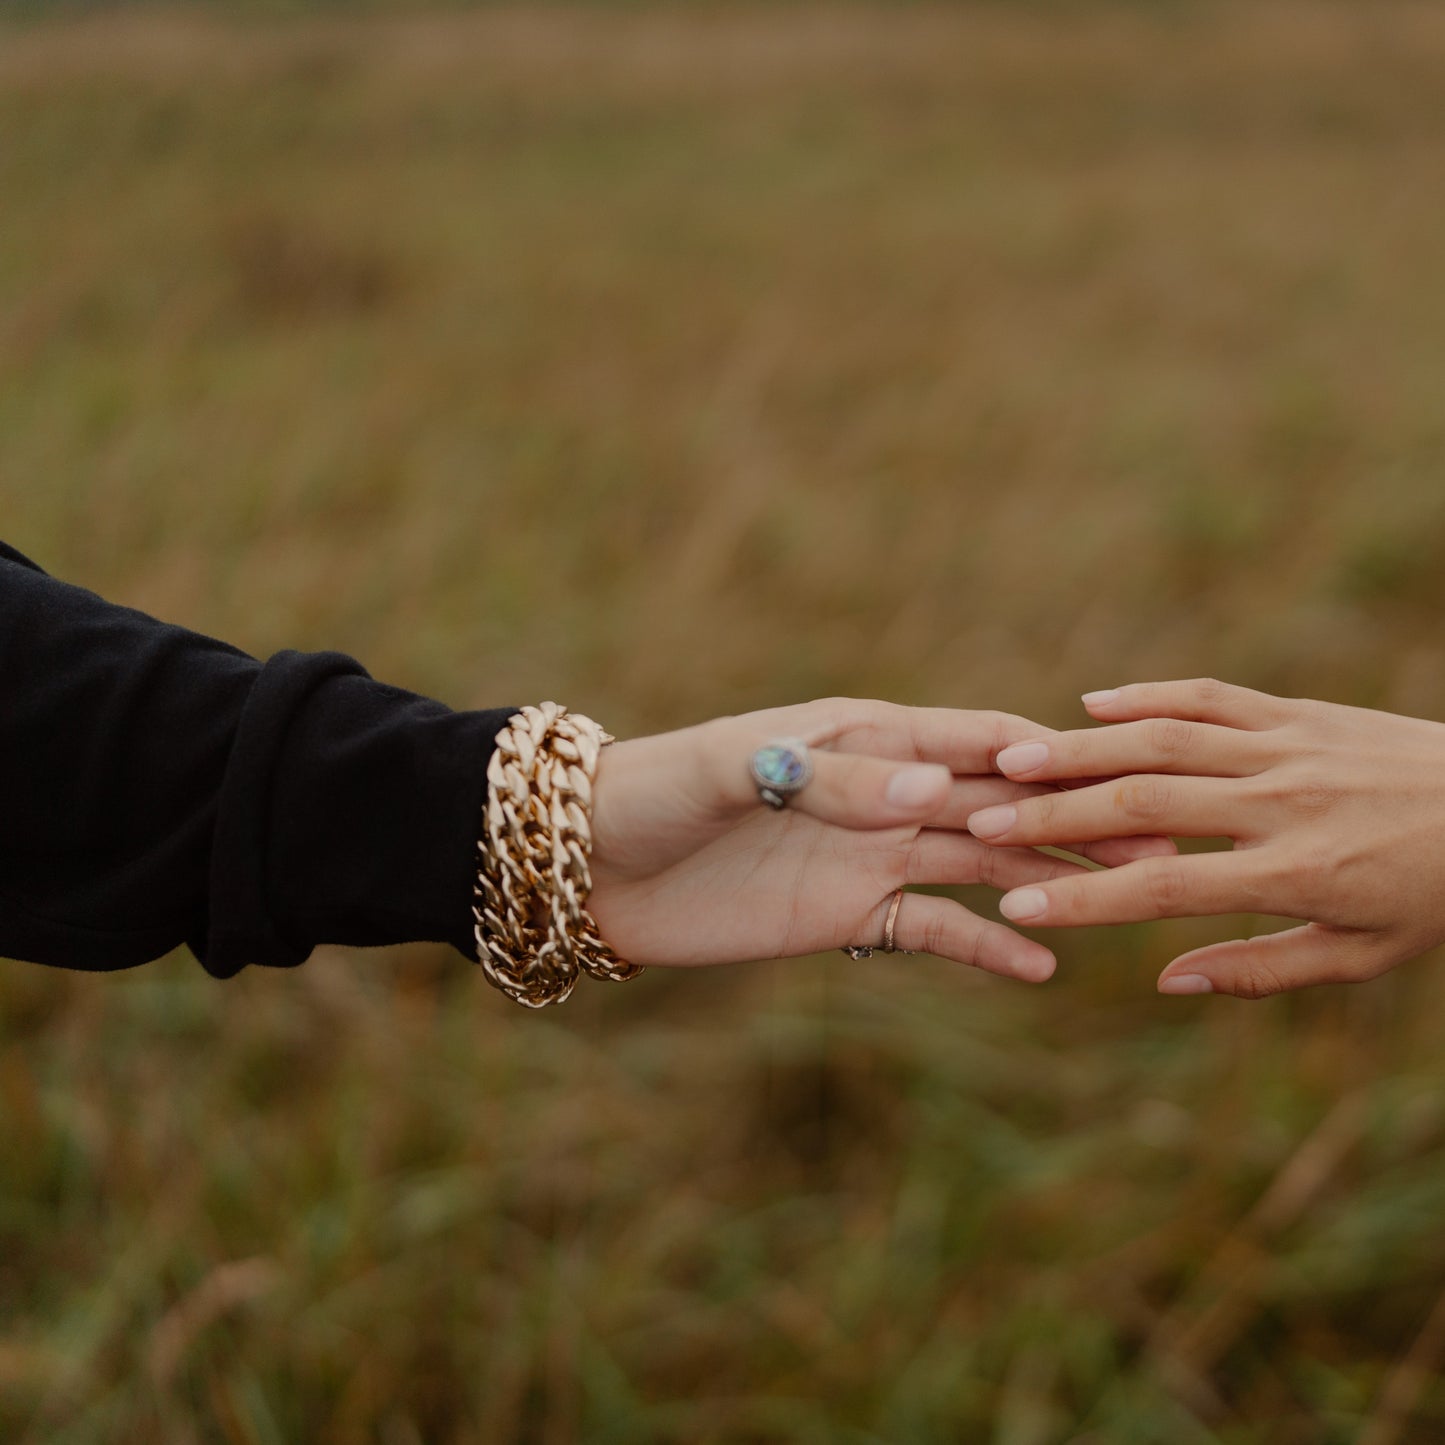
[842,889,916,960]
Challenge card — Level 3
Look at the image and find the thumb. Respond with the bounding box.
[1157,923,1385,999]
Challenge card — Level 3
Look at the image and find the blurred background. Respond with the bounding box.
[4,1,1445,1441]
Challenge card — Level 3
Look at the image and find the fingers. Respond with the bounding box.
[791,751,953,830]
[894,705,1058,773]
[1156,924,1390,999]
[906,831,1089,890]
[709,721,955,829]
[788,698,1058,774]
[932,778,1177,868]
[968,775,1249,849]
[866,890,1056,983]
[997,719,1273,786]
[1081,678,1294,729]
[930,774,1059,831]
[993,848,1272,928]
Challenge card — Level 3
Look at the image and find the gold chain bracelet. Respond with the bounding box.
[471,702,644,1008]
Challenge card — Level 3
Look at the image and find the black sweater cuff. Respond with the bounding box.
[202,651,516,977]
[0,540,516,976]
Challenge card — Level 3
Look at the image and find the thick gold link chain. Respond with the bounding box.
[472,702,644,1007]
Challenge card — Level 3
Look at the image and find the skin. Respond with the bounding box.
[587,697,1174,984]
[960,678,1445,999]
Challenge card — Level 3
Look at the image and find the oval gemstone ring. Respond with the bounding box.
[750,739,814,810]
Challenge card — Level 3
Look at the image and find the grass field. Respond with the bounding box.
[4,3,1445,1441]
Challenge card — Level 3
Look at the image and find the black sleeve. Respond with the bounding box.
[0,541,517,977]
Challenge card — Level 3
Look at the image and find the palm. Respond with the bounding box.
[584,700,1158,980]
[592,804,909,966]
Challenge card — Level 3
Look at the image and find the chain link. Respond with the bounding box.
[472,702,644,1007]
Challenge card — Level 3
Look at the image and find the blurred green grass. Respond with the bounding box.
[4,3,1445,1441]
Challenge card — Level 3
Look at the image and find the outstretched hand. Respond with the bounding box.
[967,678,1445,998]
[587,697,1173,983]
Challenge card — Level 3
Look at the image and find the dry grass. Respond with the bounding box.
[4,4,1445,1441]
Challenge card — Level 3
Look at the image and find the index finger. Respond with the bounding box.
[1080,678,1295,729]
[788,699,1060,774]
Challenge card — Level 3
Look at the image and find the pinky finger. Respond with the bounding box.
[880,891,1057,984]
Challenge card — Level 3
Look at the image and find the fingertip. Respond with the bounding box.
[967,804,1017,841]
[999,887,1048,923]
[995,740,1052,778]
[1081,688,1122,711]
[1017,947,1057,984]
[1158,972,1214,996]
[885,762,953,814]
[975,930,1056,984]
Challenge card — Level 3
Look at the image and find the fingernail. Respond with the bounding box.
[1082,689,1120,708]
[886,763,950,811]
[996,741,1050,775]
[1000,888,1047,922]
[967,804,1017,839]
[1159,973,1213,996]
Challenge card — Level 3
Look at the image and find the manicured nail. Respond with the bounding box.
[1082,689,1121,708]
[996,741,1050,775]
[886,763,951,810]
[1159,973,1213,996]
[999,888,1047,922]
[967,804,1017,839]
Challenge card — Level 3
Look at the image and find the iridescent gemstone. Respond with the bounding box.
[753,745,806,788]
[750,740,813,808]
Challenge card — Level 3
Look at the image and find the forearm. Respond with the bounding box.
[0,542,515,976]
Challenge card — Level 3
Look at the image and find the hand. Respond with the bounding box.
[964,678,1445,998]
[587,697,1174,984]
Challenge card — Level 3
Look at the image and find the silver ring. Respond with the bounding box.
[750,738,813,810]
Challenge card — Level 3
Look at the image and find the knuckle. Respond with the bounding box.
[974,845,1002,890]
[1297,840,1342,882]
[1237,856,1287,912]
[1115,776,1171,827]
[1256,768,1299,808]
[1026,794,1061,836]
[1287,772,1344,819]
[919,912,954,957]
[819,696,872,728]
[1233,959,1287,1000]
[1139,860,1190,912]
[1257,843,1342,914]
[1148,717,1196,761]
[1193,676,1227,704]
